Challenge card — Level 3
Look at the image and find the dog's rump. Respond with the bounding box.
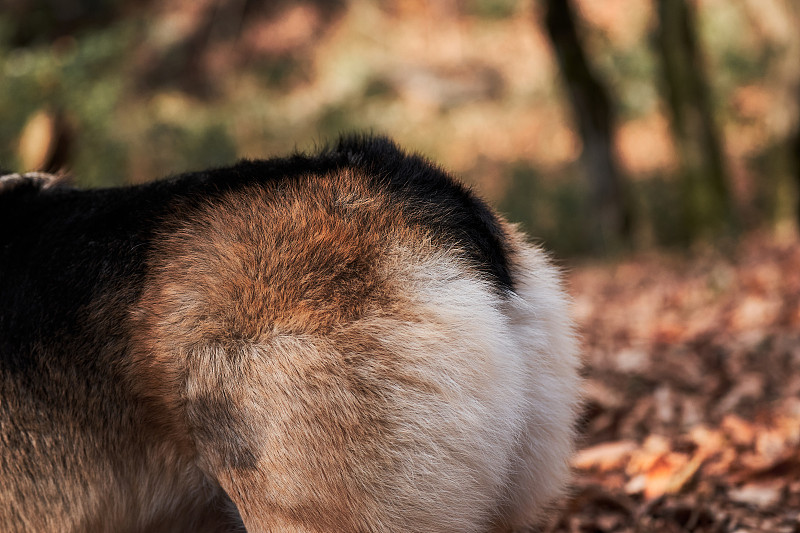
[0,136,580,532]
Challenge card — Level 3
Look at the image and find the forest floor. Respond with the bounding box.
[547,233,800,532]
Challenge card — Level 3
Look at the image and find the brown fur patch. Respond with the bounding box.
[130,170,405,416]
[130,171,427,531]
[128,167,578,532]
[2,150,579,531]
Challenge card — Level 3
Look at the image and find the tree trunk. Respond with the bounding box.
[543,0,632,252]
[655,0,735,241]
[793,81,800,229]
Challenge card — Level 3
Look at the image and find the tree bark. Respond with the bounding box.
[543,0,632,252]
[793,82,800,229]
[655,0,735,240]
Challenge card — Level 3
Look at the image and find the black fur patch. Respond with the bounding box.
[171,134,514,291]
[330,135,514,292]
[0,135,512,373]
[0,135,519,531]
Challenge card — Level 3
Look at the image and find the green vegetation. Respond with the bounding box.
[1,0,796,256]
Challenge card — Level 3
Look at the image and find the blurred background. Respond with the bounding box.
[4,3,800,527]
[1,0,798,257]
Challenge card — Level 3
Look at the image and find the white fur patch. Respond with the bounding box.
[184,235,580,532]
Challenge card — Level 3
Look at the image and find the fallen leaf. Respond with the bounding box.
[583,378,626,410]
[728,482,784,508]
[572,440,638,471]
[715,373,766,415]
[721,414,756,447]
[688,425,725,456]
[627,434,671,474]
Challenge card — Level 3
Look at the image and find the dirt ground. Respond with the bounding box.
[546,234,800,532]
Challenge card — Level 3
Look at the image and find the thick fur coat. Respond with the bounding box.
[0,136,581,532]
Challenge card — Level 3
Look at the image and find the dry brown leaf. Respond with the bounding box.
[774,415,800,446]
[755,429,791,463]
[633,451,704,500]
[661,453,705,497]
[556,234,800,531]
[721,414,756,447]
[626,434,671,474]
[572,440,638,471]
[689,425,725,456]
[728,481,784,509]
[704,447,738,477]
[715,373,766,415]
[583,378,626,410]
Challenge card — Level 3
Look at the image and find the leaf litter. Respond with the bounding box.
[545,234,800,532]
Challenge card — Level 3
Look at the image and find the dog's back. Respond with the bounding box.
[0,136,580,532]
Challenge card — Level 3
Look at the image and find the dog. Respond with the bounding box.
[0,135,581,532]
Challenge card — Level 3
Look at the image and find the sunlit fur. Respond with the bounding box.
[0,137,580,532]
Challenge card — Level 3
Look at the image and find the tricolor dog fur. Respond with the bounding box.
[0,136,581,532]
